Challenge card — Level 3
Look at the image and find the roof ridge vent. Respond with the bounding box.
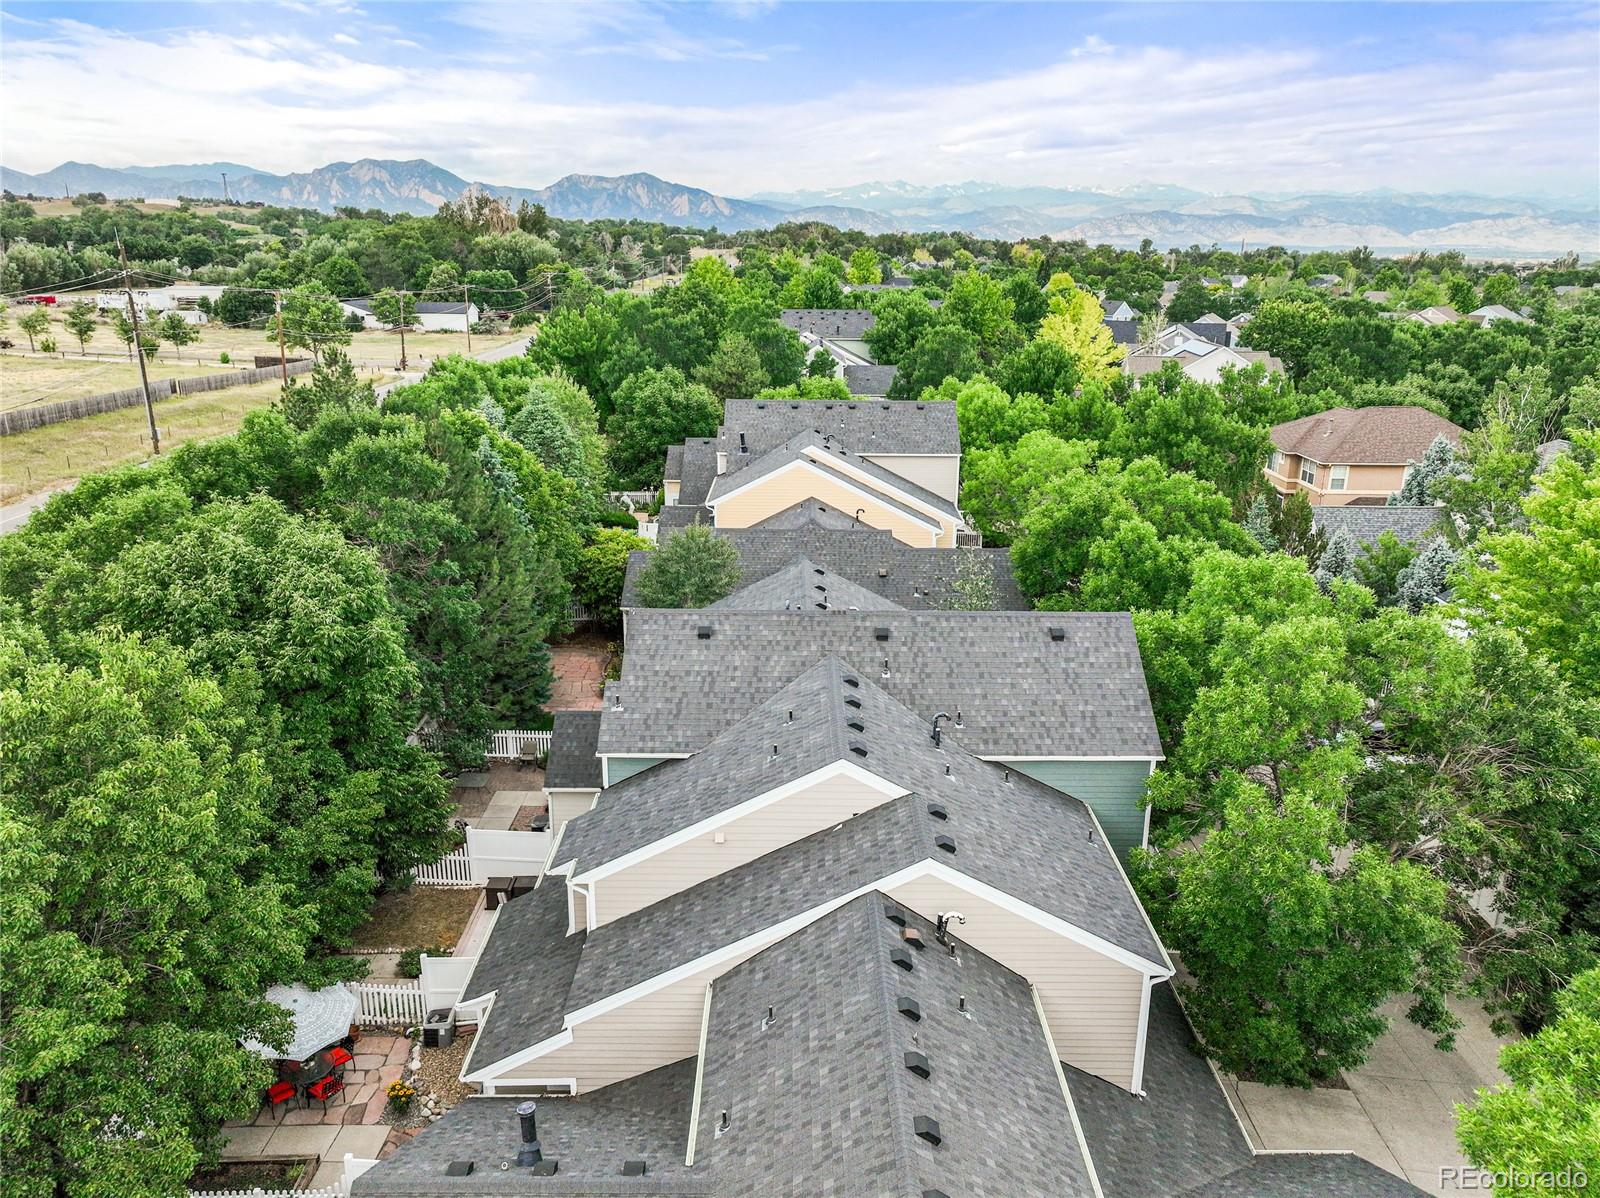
[696,624,713,639]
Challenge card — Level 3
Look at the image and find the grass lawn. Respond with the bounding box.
[0,373,396,503]
[349,887,480,952]
[0,351,224,405]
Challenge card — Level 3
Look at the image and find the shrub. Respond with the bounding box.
[219,351,230,365]
[397,944,449,979]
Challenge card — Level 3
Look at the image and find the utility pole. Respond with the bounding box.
[463,283,472,355]
[397,290,409,371]
[275,289,288,382]
[117,234,159,454]
[221,172,230,203]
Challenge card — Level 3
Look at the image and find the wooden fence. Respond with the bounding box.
[410,845,475,887]
[348,980,428,1027]
[487,729,552,759]
[1,360,314,436]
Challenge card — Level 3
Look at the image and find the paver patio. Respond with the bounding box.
[548,633,609,710]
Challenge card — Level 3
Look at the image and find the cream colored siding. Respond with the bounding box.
[861,453,961,504]
[547,791,598,838]
[588,773,904,927]
[712,464,955,547]
[887,876,1146,1090]
[663,481,681,506]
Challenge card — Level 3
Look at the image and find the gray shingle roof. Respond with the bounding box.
[1105,319,1142,346]
[597,610,1164,759]
[716,398,959,462]
[674,438,720,506]
[656,504,714,531]
[708,557,904,612]
[351,1060,705,1196]
[780,308,876,339]
[843,364,898,396]
[621,528,1027,611]
[546,711,603,790]
[1310,505,1446,548]
[459,881,584,1072]
[1182,321,1232,346]
[695,894,1097,1198]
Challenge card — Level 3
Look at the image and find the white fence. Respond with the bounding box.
[191,1190,342,1198]
[349,980,428,1027]
[411,844,475,887]
[487,729,551,759]
[420,953,480,1012]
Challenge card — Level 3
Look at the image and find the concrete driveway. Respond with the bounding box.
[1226,994,1514,1196]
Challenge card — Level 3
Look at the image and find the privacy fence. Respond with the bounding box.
[1,360,313,436]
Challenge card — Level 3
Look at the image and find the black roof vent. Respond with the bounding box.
[874,626,891,641]
[738,432,748,453]
[904,1050,931,1079]
[845,696,862,709]
[926,802,948,820]
[755,402,766,409]
[842,676,860,688]
[814,583,827,593]
[915,402,926,410]
[814,602,828,610]
[913,1115,943,1146]
[849,741,869,758]
[890,947,915,971]
[696,625,713,639]
[924,1192,951,1198]
[813,567,826,575]
[884,903,908,926]
[530,1161,559,1176]
[935,834,957,854]
[902,927,925,950]
[444,1161,474,1177]
[621,1160,647,1177]
[897,996,922,1021]
[847,719,865,732]
[1048,625,1066,641]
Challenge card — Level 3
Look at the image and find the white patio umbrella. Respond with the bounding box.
[241,983,359,1062]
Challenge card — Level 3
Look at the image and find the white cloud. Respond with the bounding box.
[1,9,1595,198]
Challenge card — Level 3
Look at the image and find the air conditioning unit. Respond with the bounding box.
[423,1008,456,1050]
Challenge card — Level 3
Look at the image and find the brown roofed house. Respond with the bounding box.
[1265,405,1464,506]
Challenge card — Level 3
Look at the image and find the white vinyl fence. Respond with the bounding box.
[487,729,552,760]
[191,1190,342,1198]
[410,844,475,887]
[349,981,428,1027]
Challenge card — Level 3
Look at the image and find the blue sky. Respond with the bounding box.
[2,1,1596,198]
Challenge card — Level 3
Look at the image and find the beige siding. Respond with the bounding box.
[1266,456,1409,506]
[547,790,598,839]
[663,481,680,505]
[588,772,904,927]
[713,463,955,547]
[861,453,961,504]
[887,876,1145,1090]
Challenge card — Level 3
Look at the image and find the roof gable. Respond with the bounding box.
[1270,406,1464,466]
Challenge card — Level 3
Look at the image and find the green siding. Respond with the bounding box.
[1002,759,1152,861]
[605,755,671,785]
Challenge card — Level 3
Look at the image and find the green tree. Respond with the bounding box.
[960,431,1097,546]
[573,527,651,629]
[158,311,199,359]
[993,337,1080,400]
[1394,433,1459,505]
[318,254,368,296]
[632,523,742,607]
[1434,419,1536,541]
[1353,530,1417,606]
[694,332,769,399]
[942,270,1017,361]
[17,305,48,352]
[863,291,936,364]
[888,324,981,399]
[1037,280,1124,382]
[846,247,882,285]
[806,348,839,378]
[279,349,375,431]
[464,268,523,312]
[62,301,97,354]
[1244,493,1278,550]
[1164,276,1215,324]
[778,266,845,309]
[1455,967,1600,1191]
[0,627,310,1198]
[370,288,418,331]
[1481,272,1520,308]
[1135,772,1461,1087]
[276,281,352,362]
[606,366,723,489]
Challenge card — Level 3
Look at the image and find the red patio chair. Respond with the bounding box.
[304,1074,345,1112]
[262,1081,298,1120]
[326,1046,353,1077]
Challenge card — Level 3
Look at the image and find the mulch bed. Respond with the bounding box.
[189,1156,315,1191]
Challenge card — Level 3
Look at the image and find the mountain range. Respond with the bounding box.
[4,158,1595,258]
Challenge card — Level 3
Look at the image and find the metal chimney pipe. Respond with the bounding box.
[516,1100,542,1167]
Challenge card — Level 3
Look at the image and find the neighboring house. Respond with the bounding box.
[1266,406,1465,506]
[619,523,1028,621]
[1466,303,1531,327]
[843,363,898,397]
[1100,297,1137,321]
[361,658,1424,1198]
[543,711,604,834]
[1307,273,1343,289]
[782,307,879,370]
[1311,504,1446,548]
[93,284,225,314]
[339,298,479,331]
[1362,290,1392,304]
[662,399,969,548]
[1123,340,1283,384]
[1405,305,1463,327]
[1104,318,1142,347]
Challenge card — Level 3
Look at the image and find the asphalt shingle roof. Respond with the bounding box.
[707,556,904,612]
[1311,505,1447,547]
[716,398,959,462]
[843,364,899,396]
[656,504,714,531]
[546,711,604,790]
[695,894,1097,1198]
[780,308,877,339]
[1105,318,1142,346]
[1271,406,1464,466]
[673,438,720,506]
[621,528,1027,611]
[597,610,1164,759]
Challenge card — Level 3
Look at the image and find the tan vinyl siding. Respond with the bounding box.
[888,876,1146,1091]
[663,481,681,505]
[861,453,961,504]
[713,464,955,547]
[547,791,598,839]
[588,773,905,927]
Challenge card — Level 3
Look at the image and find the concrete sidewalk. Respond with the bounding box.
[1227,994,1514,1196]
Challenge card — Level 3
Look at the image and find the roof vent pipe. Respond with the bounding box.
[935,912,965,946]
[931,712,951,747]
[515,1101,542,1167]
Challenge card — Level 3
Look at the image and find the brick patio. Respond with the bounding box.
[548,633,610,710]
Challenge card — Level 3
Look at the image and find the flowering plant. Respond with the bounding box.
[386,1080,416,1113]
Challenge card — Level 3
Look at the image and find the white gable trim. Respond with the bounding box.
[1131,974,1155,1096]
[985,754,1166,763]
[464,858,1170,1082]
[706,457,943,532]
[598,752,691,790]
[567,759,908,882]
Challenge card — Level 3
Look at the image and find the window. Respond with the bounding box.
[1268,449,1283,474]
[1299,460,1317,485]
[1330,464,1349,491]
